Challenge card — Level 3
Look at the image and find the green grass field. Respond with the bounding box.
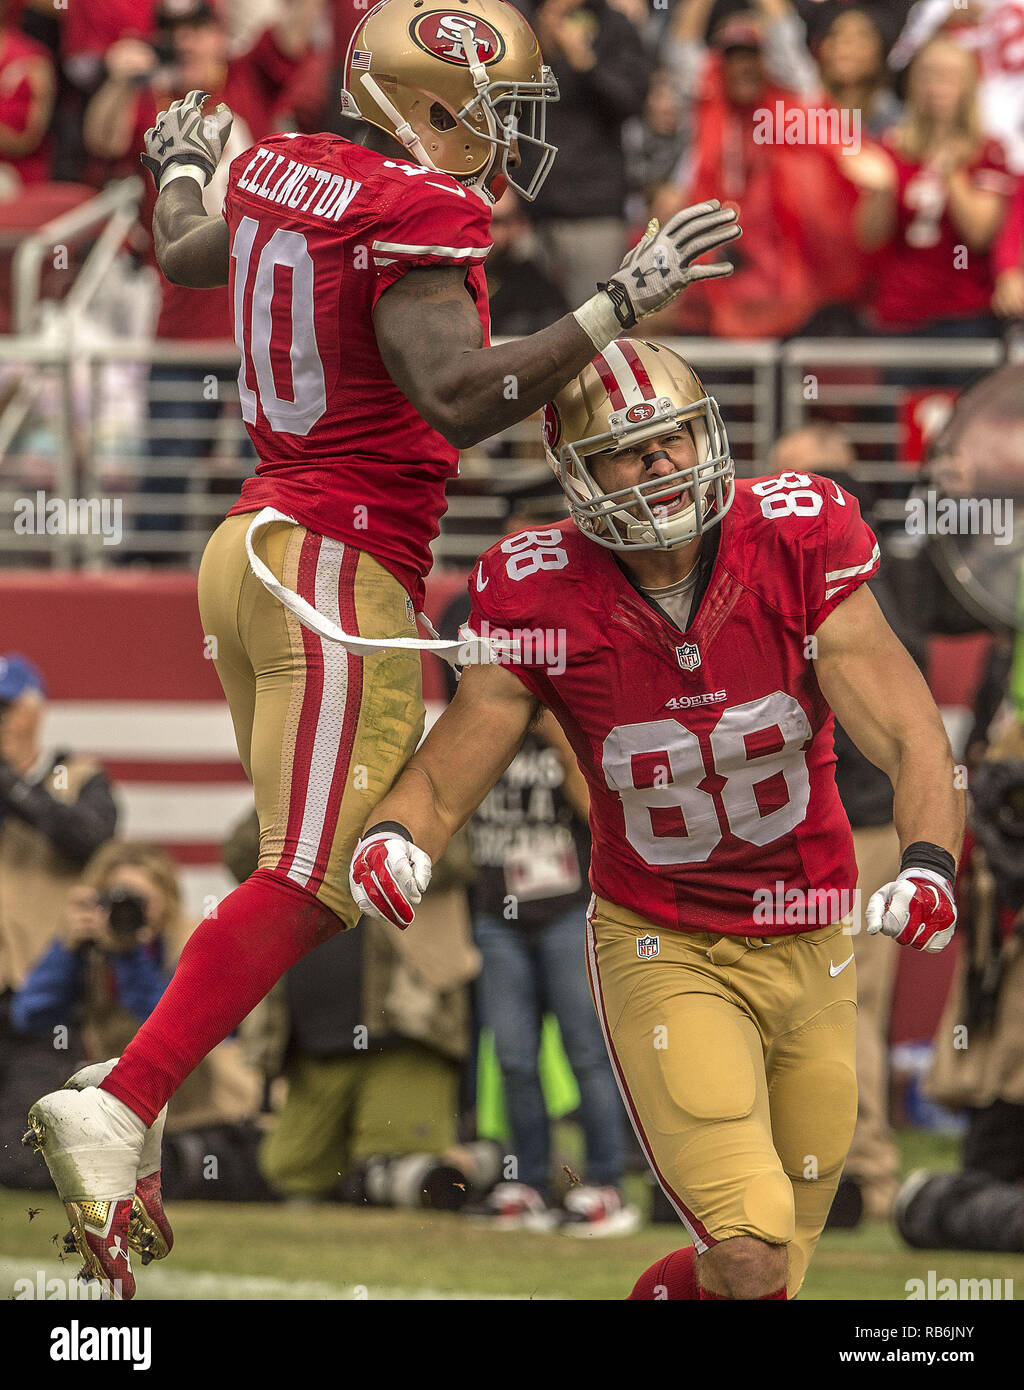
[2,1131,1021,1300]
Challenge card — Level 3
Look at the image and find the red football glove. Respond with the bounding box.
[865,868,957,953]
[349,831,432,929]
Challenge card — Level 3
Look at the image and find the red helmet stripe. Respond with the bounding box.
[593,352,627,410]
[616,339,656,400]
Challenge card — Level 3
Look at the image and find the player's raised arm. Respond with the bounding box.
[813,583,966,951]
[349,661,539,928]
[141,90,233,287]
[372,201,742,451]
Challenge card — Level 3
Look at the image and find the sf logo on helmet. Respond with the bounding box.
[411,12,506,65]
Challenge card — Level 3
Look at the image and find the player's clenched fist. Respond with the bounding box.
[599,202,742,330]
[866,868,957,953]
[349,828,433,929]
[141,89,233,191]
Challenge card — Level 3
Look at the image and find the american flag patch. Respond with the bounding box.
[351,50,372,70]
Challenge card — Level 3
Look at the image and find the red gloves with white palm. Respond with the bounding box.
[865,867,957,953]
[349,829,432,929]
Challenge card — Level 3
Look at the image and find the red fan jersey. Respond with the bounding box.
[225,133,492,608]
[466,473,882,936]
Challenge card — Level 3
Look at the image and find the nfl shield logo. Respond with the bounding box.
[676,643,701,671]
[636,934,660,959]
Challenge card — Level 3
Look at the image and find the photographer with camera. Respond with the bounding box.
[11,842,169,1058]
[0,652,118,1186]
[14,838,267,1201]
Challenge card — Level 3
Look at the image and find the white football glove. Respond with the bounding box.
[141,89,233,190]
[349,830,432,930]
[600,201,741,329]
[865,868,958,953]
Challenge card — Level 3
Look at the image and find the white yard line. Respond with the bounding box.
[1,1255,529,1301]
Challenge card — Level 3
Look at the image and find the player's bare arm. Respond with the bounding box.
[140,89,234,287]
[374,266,598,450]
[349,662,539,927]
[152,178,229,287]
[813,583,964,862]
[373,201,741,451]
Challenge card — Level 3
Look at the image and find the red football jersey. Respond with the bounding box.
[225,133,492,608]
[466,473,881,936]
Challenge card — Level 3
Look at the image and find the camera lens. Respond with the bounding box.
[105,888,148,937]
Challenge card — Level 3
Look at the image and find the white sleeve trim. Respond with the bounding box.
[825,544,881,584]
[371,239,491,259]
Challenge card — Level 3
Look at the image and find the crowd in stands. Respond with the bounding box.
[0,0,1020,342]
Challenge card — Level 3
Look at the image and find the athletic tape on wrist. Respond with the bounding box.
[573,290,627,351]
[158,163,207,192]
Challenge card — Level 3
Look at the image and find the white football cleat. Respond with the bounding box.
[63,1060,174,1264]
[23,1086,146,1300]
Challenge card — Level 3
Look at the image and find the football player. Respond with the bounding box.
[349,339,965,1300]
[23,0,743,1299]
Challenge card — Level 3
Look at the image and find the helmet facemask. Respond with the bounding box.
[548,395,735,550]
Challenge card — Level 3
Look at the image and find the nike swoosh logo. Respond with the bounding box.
[476,567,490,591]
[830,482,846,506]
[829,955,854,977]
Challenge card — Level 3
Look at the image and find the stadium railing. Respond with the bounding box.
[0,334,1006,569]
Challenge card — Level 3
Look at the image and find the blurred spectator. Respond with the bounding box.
[83,0,320,552]
[655,4,866,337]
[485,190,569,336]
[521,0,652,308]
[0,0,55,185]
[439,501,639,1236]
[890,1,1024,175]
[622,67,689,222]
[663,0,820,119]
[849,35,1014,336]
[223,808,485,1209]
[815,4,902,136]
[0,651,118,1187]
[14,837,269,1199]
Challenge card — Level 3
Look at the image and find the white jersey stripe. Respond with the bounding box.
[825,543,880,583]
[370,240,490,259]
[584,909,708,1253]
[287,538,350,891]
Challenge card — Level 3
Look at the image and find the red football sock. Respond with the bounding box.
[628,1246,699,1300]
[698,1285,788,1300]
[100,870,340,1125]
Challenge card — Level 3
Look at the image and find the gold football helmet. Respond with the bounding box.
[542,339,734,550]
[339,0,558,203]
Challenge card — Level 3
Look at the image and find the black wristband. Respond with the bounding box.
[900,841,955,886]
[363,821,413,844]
[597,279,636,330]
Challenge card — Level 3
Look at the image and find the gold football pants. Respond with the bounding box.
[197,513,425,925]
[586,897,858,1297]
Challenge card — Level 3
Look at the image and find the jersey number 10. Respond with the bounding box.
[231,217,328,436]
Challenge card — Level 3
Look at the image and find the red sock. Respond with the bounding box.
[699,1286,788,1300]
[628,1246,699,1300]
[101,870,340,1125]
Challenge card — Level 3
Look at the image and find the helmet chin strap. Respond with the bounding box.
[359,73,440,171]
